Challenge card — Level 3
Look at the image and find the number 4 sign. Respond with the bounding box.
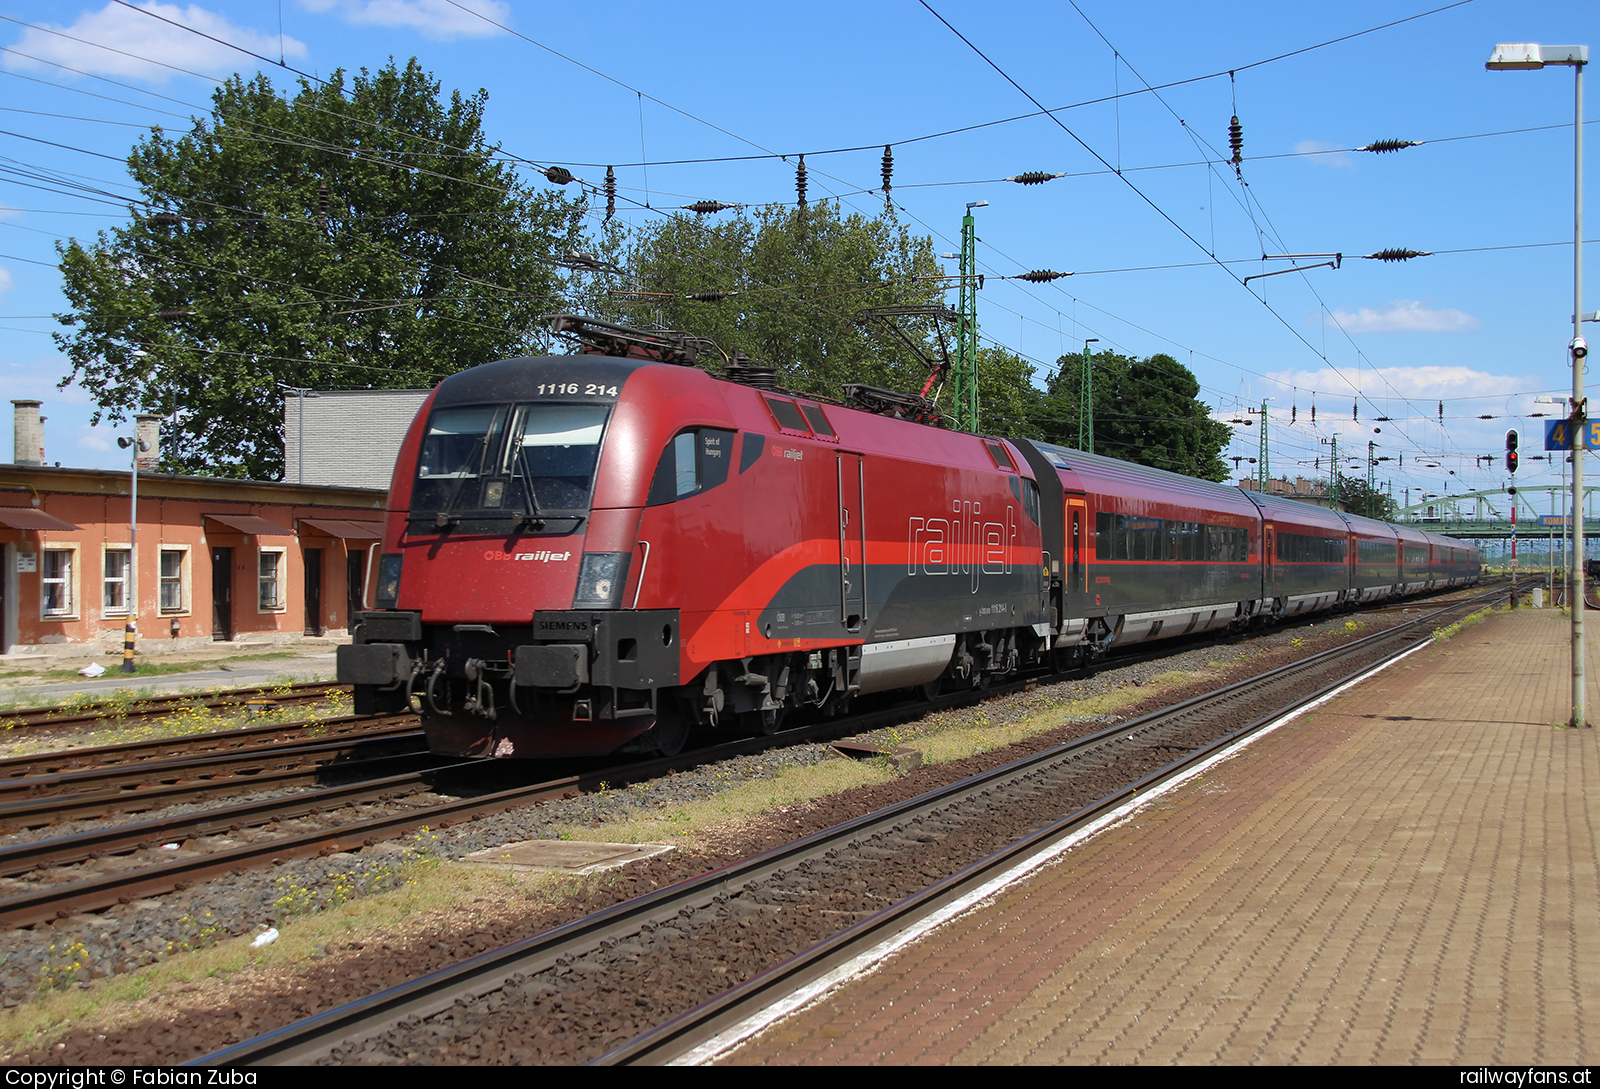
[1544,418,1600,449]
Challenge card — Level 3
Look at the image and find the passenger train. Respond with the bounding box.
[337,316,1480,759]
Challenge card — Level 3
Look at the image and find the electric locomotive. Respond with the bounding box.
[339,316,1051,758]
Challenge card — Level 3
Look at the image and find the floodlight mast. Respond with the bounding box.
[1487,42,1589,727]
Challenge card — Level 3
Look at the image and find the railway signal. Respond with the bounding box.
[1505,429,1519,473]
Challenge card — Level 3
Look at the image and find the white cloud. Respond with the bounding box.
[300,0,510,40]
[1264,364,1527,402]
[1295,139,1354,170]
[0,267,12,299]
[3,3,307,83]
[1327,299,1482,333]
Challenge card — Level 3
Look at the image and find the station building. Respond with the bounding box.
[2,400,390,659]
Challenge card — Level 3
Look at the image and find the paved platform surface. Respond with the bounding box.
[724,607,1600,1065]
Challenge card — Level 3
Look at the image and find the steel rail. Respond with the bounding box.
[0,727,427,804]
[0,681,348,731]
[0,714,416,782]
[194,591,1492,1067]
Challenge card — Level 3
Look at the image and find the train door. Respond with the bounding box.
[1263,522,1276,602]
[837,452,865,632]
[1065,494,1089,617]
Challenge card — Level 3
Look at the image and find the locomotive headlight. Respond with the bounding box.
[573,552,631,609]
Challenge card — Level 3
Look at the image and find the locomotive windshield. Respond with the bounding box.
[413,403,609,522]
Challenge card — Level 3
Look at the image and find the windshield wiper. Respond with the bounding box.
[434,429,495,530]
[513,442,547,531]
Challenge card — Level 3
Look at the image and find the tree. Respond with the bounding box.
[1031,349,1232,481]
[55,60,587,478]
[1334,474,1398,520]
[610,201,1052,433]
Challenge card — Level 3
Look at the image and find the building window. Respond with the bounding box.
[103,549,131,614]
[160,549,186,613]
[258,549,284,611]
[42,549,74,618]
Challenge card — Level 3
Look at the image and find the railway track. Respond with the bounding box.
[0,586,1496,934]
[193,588,1498,1066]
[0,680,349,733]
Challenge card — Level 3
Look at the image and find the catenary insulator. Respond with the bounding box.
[683,200,733,215]
[881,146,893,193]
[796,155,807,207]
[604,166,616,222]
[1366,248,1430,263]
[1008,171,1059,185]
[155,309,189,319]
[686,290,736,302]
[148,211,182,227]
[543,166,574,185]
[1359,139,1420,154]
[1015,269,1070,283]
[1228,115,1244,165]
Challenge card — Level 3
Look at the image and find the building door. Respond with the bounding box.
[211,547,233,641]
[303,548,323,636]
[346,549,364,629]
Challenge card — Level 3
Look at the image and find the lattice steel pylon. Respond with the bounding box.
[952,203,984,433]
[1079,339,1099,453]
[1257,400,1270,491]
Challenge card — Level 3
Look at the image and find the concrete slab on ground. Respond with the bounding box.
[462,840,675,874]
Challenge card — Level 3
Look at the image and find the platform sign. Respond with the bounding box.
[1540,515,1573,527]
[1543,419,1600,449]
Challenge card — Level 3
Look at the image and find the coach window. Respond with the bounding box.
[647,429,736,506]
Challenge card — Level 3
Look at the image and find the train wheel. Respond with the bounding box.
[919,680,941,702]
[651,712,691,758]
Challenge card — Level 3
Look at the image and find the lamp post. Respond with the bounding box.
[115,431,151,674]
[1488,42,1589,727]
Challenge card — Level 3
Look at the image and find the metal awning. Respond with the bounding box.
[0,507,79,531]
[204,513,295,536]
[298,518,384,539]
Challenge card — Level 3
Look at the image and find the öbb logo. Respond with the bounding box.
[483,549,573,562]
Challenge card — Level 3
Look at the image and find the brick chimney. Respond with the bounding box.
[11,400,43,465]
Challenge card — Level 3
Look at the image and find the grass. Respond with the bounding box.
[0,684,355,759]
[31,652,298,683]
[0,843,612,1056]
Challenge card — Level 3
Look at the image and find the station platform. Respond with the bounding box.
[723,606,1600,1065]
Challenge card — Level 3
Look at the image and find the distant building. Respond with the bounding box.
[282,389,431,489]
[0,462,386,658]
[1236,476,1336,509]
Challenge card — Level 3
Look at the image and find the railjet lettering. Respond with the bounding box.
[483,550,572,562]
[907,502,1016,592]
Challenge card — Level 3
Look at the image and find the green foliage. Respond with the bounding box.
[1031,349,1232,480]
[55,60,587,478]
[618,201,949,396]
[1335,474,1399,520]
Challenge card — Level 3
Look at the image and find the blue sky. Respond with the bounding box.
[1,0,1596,518]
